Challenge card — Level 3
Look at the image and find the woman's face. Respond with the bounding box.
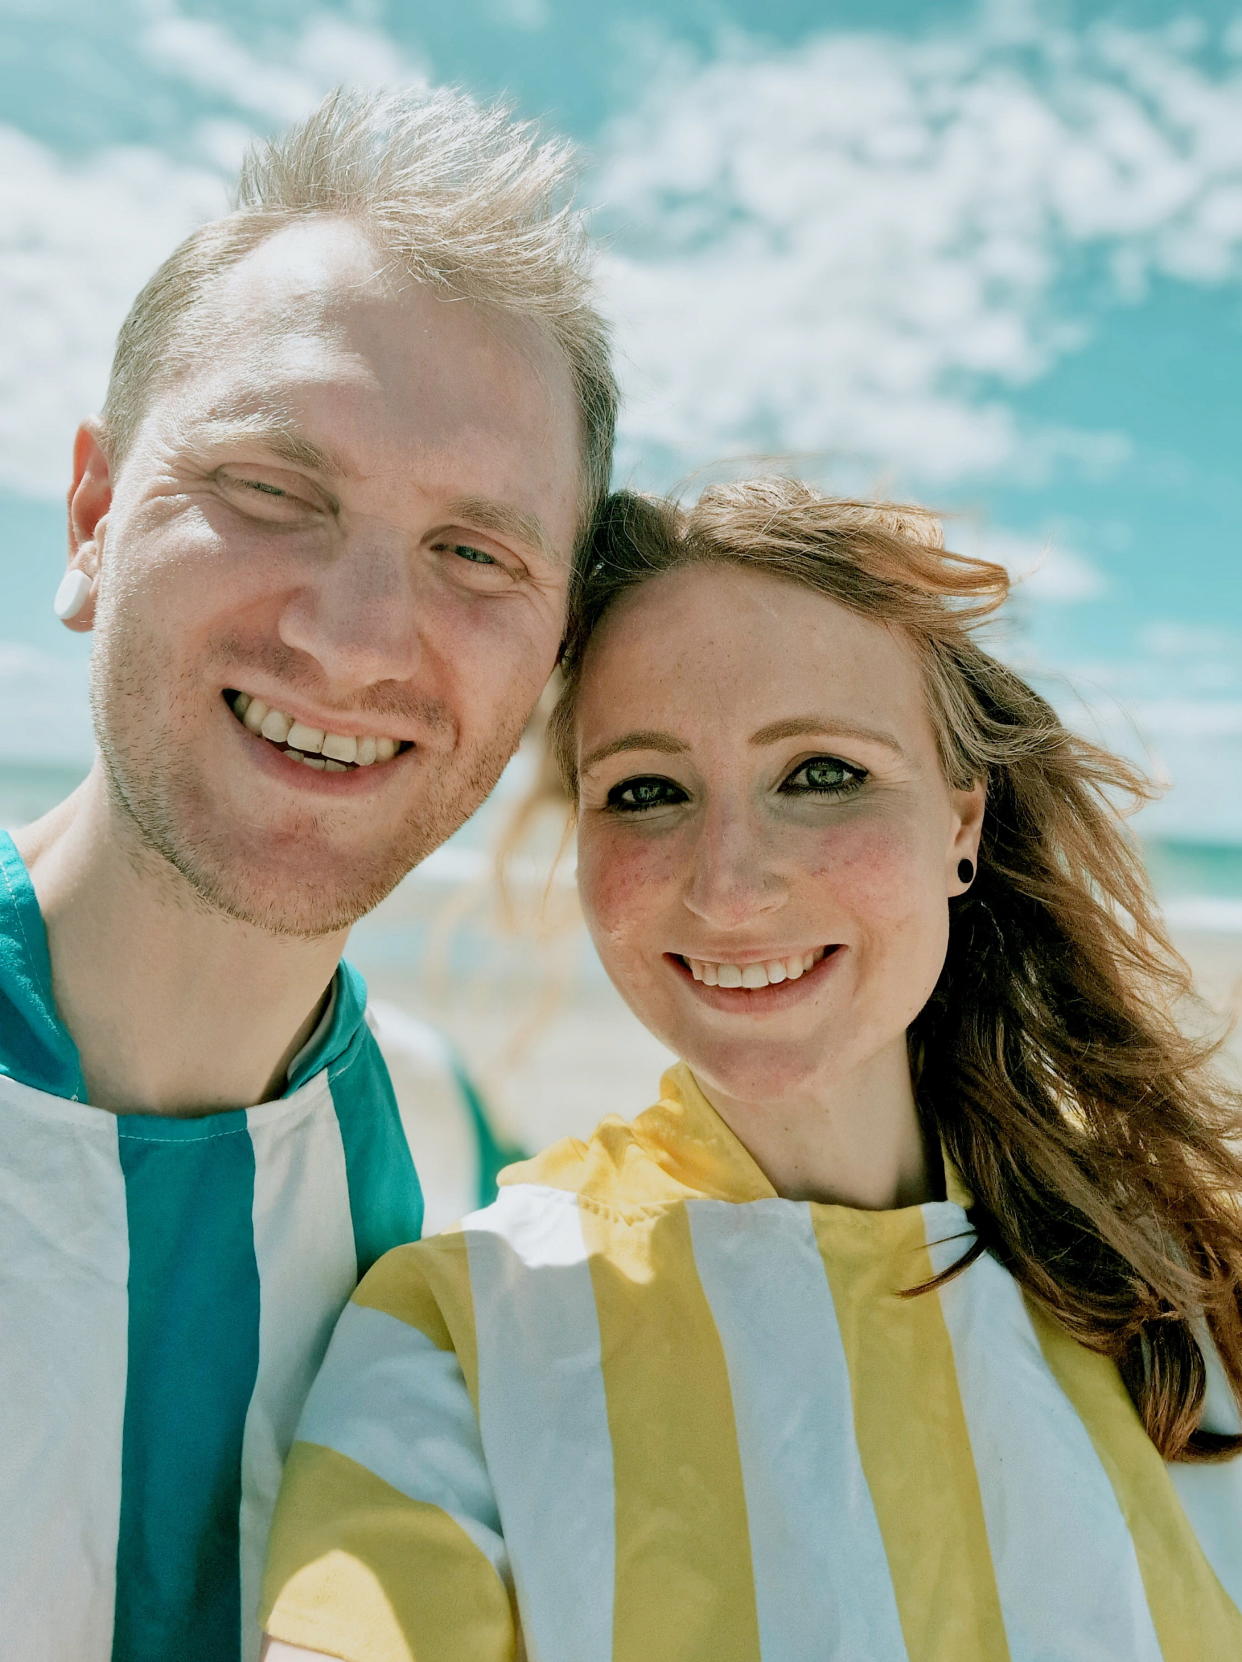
[573,562,985,1110]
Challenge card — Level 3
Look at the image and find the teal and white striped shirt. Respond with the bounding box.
[0,830,432,1662]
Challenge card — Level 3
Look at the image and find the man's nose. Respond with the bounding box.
[682,806,788,929]
[276,522,421,692]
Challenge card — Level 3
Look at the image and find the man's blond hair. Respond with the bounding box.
[101,87,616,515]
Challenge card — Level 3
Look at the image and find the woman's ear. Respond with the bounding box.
[60,420,113,633]
[949,779,986,895]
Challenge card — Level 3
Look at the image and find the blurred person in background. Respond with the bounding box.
[264,480,1242,1662]
[0,85,614,1662]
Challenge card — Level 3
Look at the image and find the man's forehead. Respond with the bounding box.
[149,219,586,551]
[187,252,574,437]
[210,218,394,317]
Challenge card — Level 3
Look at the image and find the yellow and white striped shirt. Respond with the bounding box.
[263,1064,1242,1661]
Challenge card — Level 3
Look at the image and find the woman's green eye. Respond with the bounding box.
[606,777,684,812]
[451,545,498,566]
[785,757,867,794]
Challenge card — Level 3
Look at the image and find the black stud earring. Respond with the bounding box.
[957,858,975,886]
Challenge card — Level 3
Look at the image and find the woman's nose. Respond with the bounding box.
[681,810,788,929]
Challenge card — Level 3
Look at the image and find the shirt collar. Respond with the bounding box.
[517,1059,974,1221]
[0,829,366,1106]
[0,828,85,1100]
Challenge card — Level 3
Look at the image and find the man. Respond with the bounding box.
[0,86,615,1662]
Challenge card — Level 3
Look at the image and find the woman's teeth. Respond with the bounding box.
[686,948,826,988]
[230,691,400,771]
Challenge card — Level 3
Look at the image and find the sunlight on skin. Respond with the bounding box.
[573,562,984,1211]
[19,216,584,1118]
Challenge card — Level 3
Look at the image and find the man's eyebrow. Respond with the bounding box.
[177,410,354,480]
[580,731,689,773]
[444,495,559,563]
[750,716,905,756]
[177,411,559,555]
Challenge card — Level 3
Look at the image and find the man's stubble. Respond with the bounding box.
[89,594,529,940]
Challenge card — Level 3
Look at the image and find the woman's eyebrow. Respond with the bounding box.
[750,716,906,756]
[580,731,689,773]
[581,719,906,774]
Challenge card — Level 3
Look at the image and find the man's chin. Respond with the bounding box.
[134,813,434,939]
[101,725,504,938]
[180,851,413,938]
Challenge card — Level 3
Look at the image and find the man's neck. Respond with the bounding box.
[14,769,349,1116]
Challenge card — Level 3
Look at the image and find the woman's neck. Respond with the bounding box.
[693,1040,944,1211]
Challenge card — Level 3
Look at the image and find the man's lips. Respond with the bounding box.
[224,689,412,762]
[222,692,417,794]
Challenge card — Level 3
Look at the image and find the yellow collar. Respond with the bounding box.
[504,1061,973,1217]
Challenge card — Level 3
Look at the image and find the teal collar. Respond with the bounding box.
[0,829,365,1109]
[0,829,84,1099]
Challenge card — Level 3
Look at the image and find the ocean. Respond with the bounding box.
[6,758,1242,934]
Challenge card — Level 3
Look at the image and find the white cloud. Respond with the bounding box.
[3,9,1241,505]
[0,5,428,498]
[1141,621,1242,660]
[139,12,425,122]
[597,17,1242,486]
[953,522,1107,602]
[0,131,226,496]
[489,0,551,28]
[1048,676,1242,842]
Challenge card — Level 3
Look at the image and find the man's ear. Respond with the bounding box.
[61,420,113,633]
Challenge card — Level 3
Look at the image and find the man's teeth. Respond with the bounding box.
[687,949,826,988]
[231,692,400,767]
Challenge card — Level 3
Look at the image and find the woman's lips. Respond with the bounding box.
[667,944,844,1012]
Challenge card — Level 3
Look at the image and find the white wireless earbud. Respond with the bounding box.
[53,568,93,622]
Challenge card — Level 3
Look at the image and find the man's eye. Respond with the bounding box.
[605,777,685,813]
[217,472,313,516]
[783,757,868,795]
[431,539,518,583]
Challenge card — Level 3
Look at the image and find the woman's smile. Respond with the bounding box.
[667,943,846,1013]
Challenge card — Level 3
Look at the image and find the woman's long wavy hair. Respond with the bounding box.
[547,477,1242,1464]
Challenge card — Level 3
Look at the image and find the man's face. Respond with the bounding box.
[80,219,583,936]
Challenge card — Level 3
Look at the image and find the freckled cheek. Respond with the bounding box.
[577,830,684,962]
[798,820,942,928]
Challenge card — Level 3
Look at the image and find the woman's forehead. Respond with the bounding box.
[580,562,929,734]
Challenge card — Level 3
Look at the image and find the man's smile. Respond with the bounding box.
[225,689,411,774]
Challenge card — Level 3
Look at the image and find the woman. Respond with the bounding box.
[262,480,1242,1662]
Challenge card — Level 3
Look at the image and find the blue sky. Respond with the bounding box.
[2,0,1240,838]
